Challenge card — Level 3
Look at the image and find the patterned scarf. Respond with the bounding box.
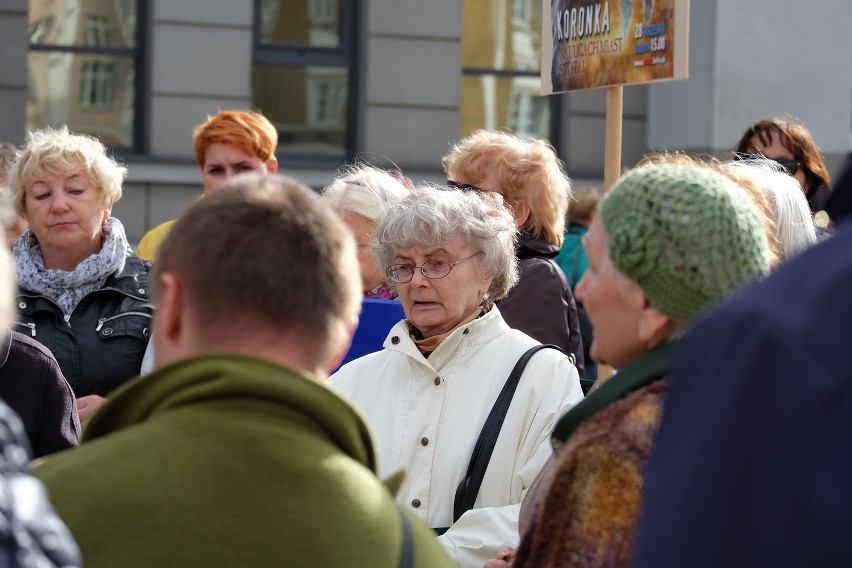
[14,217,129,315]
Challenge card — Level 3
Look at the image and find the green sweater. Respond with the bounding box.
[34,354,453,568]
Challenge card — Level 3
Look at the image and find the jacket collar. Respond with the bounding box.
[18,252,151,303]
[83,353,379,472]
[550,339,677,450]
[99,254,151,300]
[383,307,510,371]
[517,228,560,260]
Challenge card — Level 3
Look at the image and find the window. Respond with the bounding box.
[80,62,116,110]
[461,0,562,143]
[85,16,111,47]
[252,0,357,161]
[27,0,144,149]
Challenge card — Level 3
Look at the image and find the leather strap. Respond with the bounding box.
[451,344,563,523]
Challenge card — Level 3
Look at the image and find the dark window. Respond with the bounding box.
[252,0,358,162]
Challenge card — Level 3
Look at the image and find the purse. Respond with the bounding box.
[433,343,563,535]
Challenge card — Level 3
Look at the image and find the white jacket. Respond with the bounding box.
[330,307,583,567]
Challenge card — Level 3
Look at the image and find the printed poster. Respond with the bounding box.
[542,0,689,93]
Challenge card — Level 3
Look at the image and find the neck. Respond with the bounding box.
[179,328,329,379]
[41,236,104,271]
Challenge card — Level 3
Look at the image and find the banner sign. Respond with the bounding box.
[542,0,689,93]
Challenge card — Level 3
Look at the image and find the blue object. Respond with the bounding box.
[334,299,405,371]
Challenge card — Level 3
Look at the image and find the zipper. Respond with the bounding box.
[14,322,36,337]
[96,311,153,332]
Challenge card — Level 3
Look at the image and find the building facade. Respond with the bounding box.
[1,0,850,244]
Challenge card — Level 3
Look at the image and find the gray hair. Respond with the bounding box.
[724,157,817,261]
[374,185,519,302]
[321,163,410,222]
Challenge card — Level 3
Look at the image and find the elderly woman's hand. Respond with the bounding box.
[483,547,515,567]
[76,394,107,423]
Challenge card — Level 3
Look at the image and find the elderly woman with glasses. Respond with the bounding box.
[330,185,584,568]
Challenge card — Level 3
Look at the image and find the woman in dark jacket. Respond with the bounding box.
[0,329,79,457]
[443,129,585,380]
[7,127,153,423]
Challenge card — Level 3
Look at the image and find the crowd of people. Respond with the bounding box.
[0,109,845,567]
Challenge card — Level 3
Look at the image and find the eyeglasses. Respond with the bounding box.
[386,252,483,283]
[446,180,485,193]
[736,153,801,177]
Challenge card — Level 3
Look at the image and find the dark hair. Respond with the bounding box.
[154,174,361,365]
[734,116,831,194]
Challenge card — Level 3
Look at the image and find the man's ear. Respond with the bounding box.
[157,272,184,343]
[324,317,359,376]
[637,300,674,346]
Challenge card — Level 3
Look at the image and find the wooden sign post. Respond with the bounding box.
[542,0,690,381]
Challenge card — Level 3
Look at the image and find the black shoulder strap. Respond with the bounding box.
[451,343,563,523]
[398,506,414,568]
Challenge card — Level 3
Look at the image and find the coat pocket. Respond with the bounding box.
[96,311,152,341]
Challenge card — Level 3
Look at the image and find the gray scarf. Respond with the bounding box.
[14,217,129,315]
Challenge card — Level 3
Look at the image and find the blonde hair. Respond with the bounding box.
[443,130,571,246]
[8,127,125,216]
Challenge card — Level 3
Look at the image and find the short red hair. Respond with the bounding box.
[193,110,278,168]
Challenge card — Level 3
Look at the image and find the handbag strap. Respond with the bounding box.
[397,506,414,568]
[452,343,563,523]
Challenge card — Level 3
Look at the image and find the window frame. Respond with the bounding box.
[461,66,565,151]
[251,0,360,166]
[27,0,148,155]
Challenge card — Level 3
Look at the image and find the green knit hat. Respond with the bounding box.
[599,163,770,322]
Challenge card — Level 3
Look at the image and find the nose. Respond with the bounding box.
[574,273,587,303]
[409,266,431,287]
[50,193,70,212]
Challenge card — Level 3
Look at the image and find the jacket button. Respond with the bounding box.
[433,377,441,386]
[391,336,400,344]
[411,499,421,508]
[463,328,470,335]
[421,437,429,446]
[18,302,25,309]
[102,328,113,336]
[143,328,150,338]
[63,314,70,322]
[138,288,146,294]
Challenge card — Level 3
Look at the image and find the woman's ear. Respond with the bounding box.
[637,300,675,347]
[511,201,531,227]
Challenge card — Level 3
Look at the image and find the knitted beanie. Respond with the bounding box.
[599,163,770,322]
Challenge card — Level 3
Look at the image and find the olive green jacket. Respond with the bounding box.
[34,354,453,568]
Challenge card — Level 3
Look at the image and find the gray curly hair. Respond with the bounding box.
[373,185,519,303]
